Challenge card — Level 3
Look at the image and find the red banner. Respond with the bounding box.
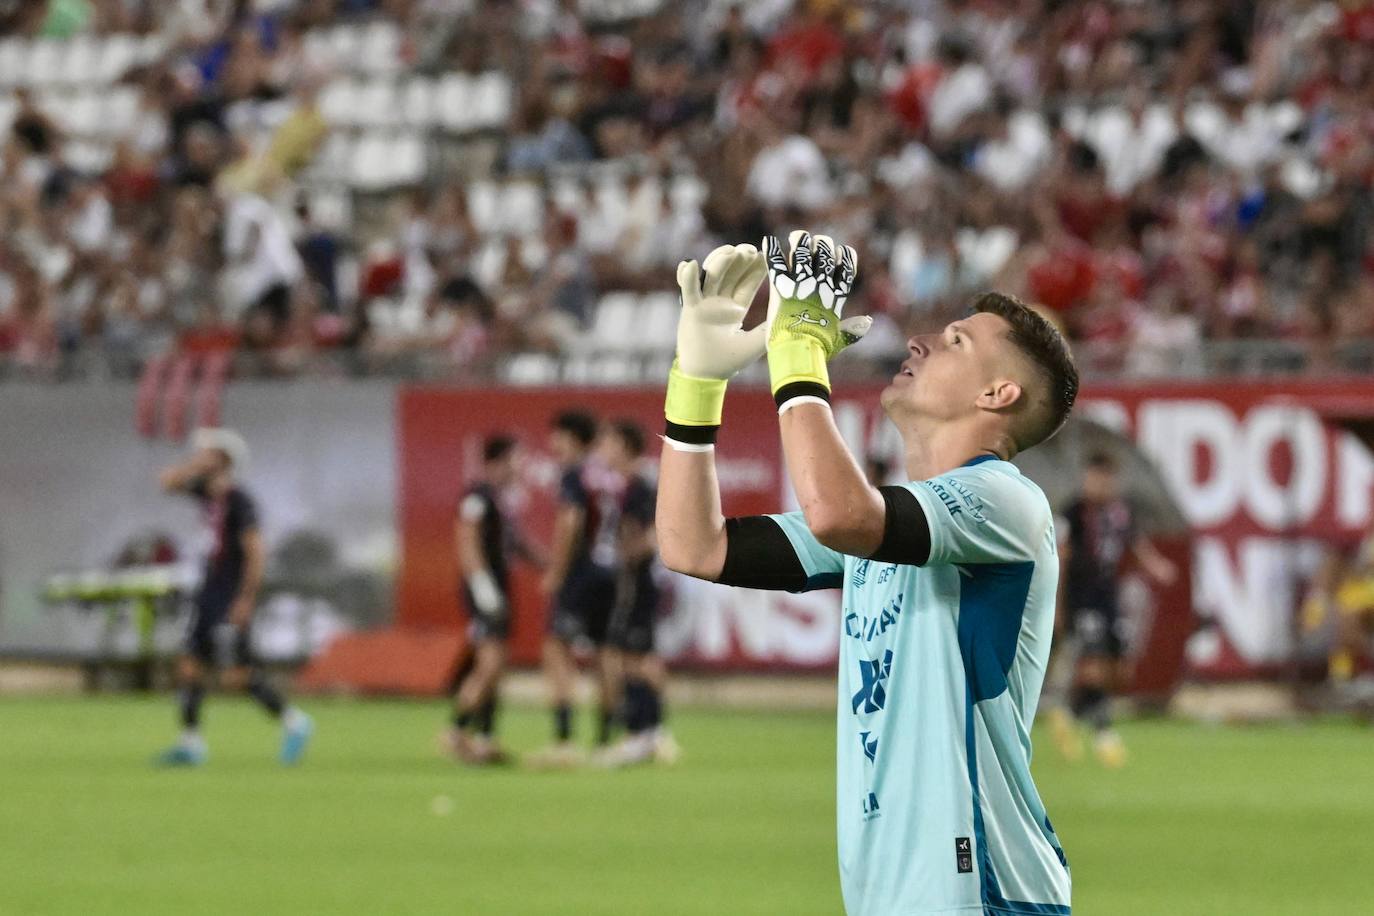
[396,378,1374,684]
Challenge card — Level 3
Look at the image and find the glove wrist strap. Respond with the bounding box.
[665,364,726,440]
[664,419,719,446]
[768,339,831,395]
[774,380,831,411]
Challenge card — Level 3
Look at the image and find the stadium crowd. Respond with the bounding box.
[1,0,1373,380]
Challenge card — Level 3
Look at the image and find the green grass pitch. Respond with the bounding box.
[0,695,1369,915]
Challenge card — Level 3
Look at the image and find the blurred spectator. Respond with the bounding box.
[0,0,1371,382]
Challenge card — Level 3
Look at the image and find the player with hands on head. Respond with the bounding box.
[153,428,313,768]
[658,229,1078,916]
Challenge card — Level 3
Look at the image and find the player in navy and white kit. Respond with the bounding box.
[597,419,679,766]
[445,434,536,765]
[153,428,312,767]
[530,410,618,766]
[1049,451,1175,767]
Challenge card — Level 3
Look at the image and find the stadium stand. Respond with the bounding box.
[0,0,1372,382]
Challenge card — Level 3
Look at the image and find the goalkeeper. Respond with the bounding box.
[657,234,1078,916]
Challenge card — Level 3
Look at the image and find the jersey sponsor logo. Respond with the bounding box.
[876,564,896,584]
[945,478,988,522]
[859,730,878,764]
[843,594,905,642]
[862,792,881,821]
[926,480,964,518]
[850,649,894,714]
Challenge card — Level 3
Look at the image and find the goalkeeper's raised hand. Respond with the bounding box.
[764,230,872,410]
[663,243,769,445]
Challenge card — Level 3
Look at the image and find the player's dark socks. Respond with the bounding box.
[1071,685,1111,731]
[554,703,573,742]
[478,696,497,736]
[597,706,615,745]
[179,682,205,729]
[643,684,663,730]
[247,672,286,718]
[454,709,473,730]
[623,678,651,734]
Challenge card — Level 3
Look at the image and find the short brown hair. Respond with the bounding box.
[970,291,1078,452]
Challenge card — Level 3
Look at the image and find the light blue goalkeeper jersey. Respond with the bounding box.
[770,456,1070,916]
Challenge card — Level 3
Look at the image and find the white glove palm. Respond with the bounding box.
[674,244,769,380]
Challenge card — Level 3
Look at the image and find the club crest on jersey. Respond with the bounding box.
[851,559,871,588]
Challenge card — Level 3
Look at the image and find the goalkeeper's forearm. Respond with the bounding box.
[778,402,885,556]
[656,444,728,580]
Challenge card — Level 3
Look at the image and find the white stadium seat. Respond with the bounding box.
[59,36,99,86]
[505,353,559,385]
[590,292,638,352]
[61,93,102,136]
[354,79,397,128]
[401,77,436,127]
[471,72,512,129]
[640,292,679,353]
[100,86,140,138]
[0,38,23,87]
[319,79,359,127]
[359,21,401,74]
[96,34,138,84]
[435,73,474,132]
[329,24,364,70]
[389,133,426,185]
[499,181,544,236]
[26,40,62,88]
[465,180,499,234]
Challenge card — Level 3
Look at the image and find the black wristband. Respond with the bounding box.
[773,381,831,409]
[664,420,719,445]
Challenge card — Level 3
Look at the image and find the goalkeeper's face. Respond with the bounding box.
[881,313,1025,427]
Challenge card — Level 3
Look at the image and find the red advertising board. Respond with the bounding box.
[396,378,1374,685]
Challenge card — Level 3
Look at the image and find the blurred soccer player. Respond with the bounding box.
[597,419,679,767]
[528,410,617,767]
[658,234,1076,914]
[153,428,312,767]
[1052,451,1176,767]
[444,434,532,766]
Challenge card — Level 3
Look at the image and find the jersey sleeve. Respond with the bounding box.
[902,466,1048,566]
[230,490,260,533]
[623,480,655,526]
[765,511,846,590]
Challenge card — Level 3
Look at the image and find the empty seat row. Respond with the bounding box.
[310,132,428,189]
[581,291,679,354]
[317,73,512,132]
[0,34,161,88]
[300,19,427,75]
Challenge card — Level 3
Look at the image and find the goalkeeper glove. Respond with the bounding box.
[664,243,769,445]
[763,231,871,410]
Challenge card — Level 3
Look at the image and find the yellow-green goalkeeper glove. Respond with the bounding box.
[663,244,768,445]
[764,230,871,410]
